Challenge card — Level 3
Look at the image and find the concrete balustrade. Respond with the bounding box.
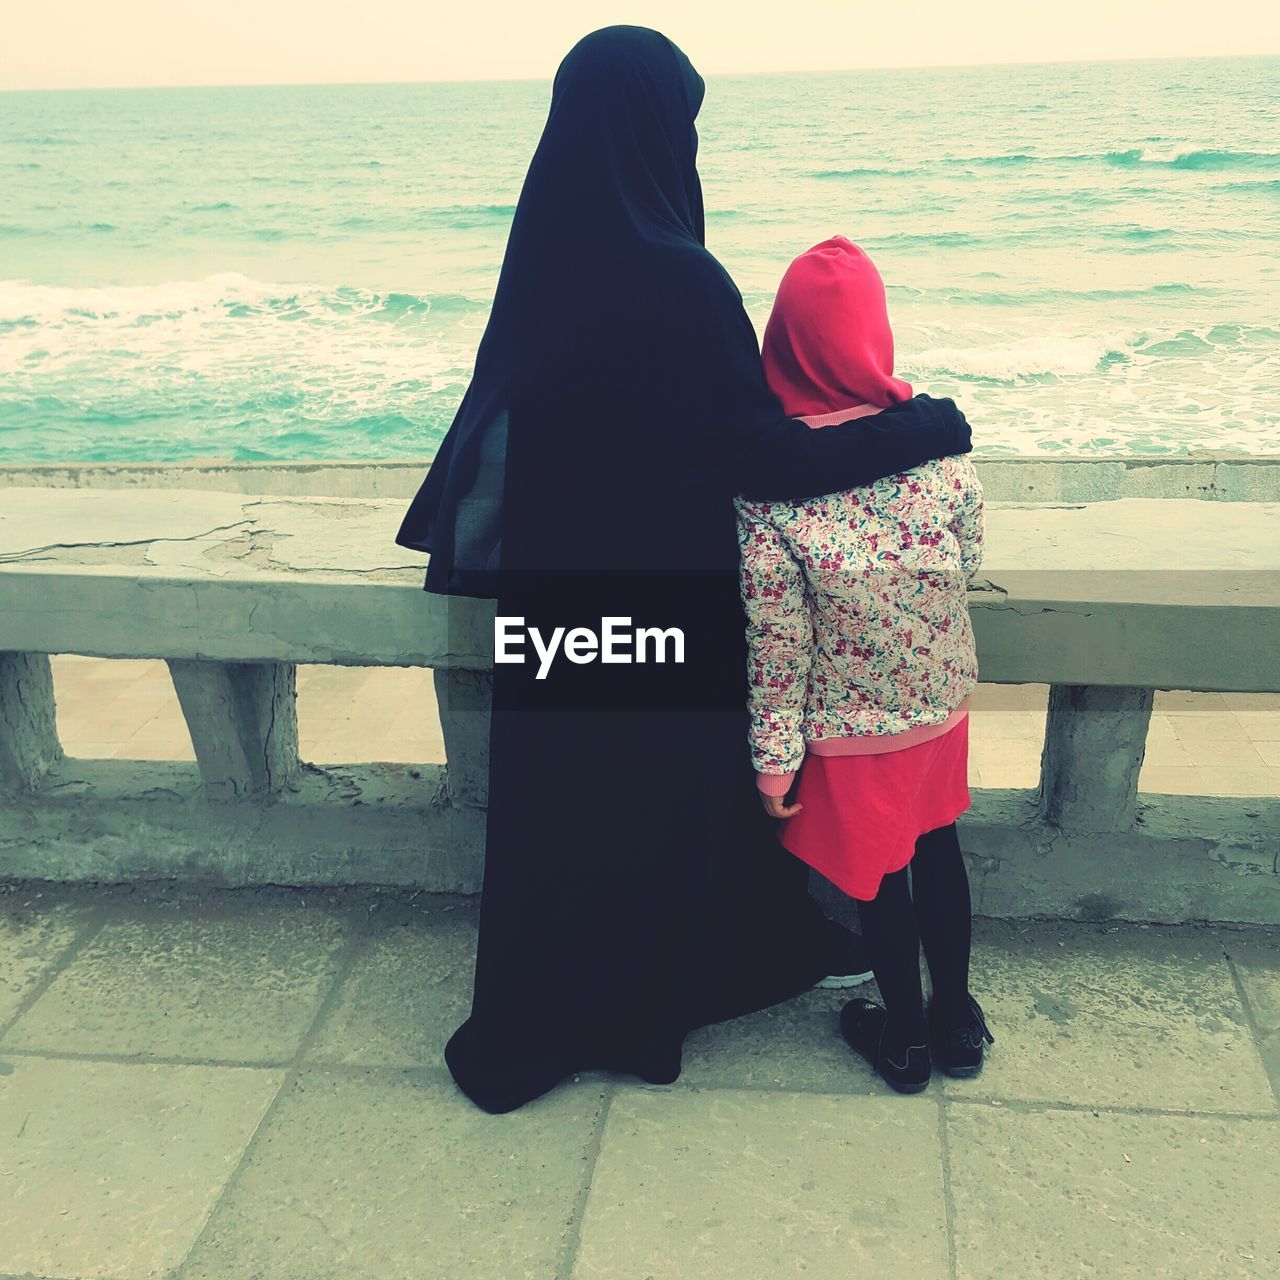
[433,668,493,810]
[0,651,63,790]
[0,482,1277,922]
[167,659,301,797]
[1039,685,1155,835]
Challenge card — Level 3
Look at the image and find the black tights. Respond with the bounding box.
[854,823,972,1044]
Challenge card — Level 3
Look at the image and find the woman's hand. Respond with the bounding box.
[760,792,803,820]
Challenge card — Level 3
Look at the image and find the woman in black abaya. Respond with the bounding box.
[396,26,972,1113]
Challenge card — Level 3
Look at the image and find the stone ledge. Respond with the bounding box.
[0,759,485,892]
[802,788,1280,927]
[4,762,1276,921]
[2,453,1279,502]
[962,789,1280,925]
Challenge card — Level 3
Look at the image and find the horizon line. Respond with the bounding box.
[2,49,1277,95]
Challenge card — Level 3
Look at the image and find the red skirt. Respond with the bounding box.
[779,716,971,902]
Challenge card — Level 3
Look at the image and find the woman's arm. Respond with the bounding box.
[733,393,971,503]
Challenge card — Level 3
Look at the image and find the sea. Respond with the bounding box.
[1,55,1277,463]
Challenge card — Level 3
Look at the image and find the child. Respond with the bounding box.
[737,236,993,1094]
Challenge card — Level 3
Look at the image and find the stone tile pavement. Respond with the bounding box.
[1,883,1277,1279]
[47,657,1280,797]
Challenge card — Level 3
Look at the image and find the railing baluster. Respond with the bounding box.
[0,651,64,791]
[434,668,492,809]
[1039,683,1155,834]
[167,659,300,798]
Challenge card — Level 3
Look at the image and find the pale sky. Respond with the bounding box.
[3,0,1279,91]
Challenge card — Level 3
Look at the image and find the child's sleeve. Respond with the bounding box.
[736,497,812,794]
[949,459,985,583]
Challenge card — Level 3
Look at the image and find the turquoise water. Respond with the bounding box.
[1,56,1277,463]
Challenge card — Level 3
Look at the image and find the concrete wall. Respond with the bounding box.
[2,471,1278,923]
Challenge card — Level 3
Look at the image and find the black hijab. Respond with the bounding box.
[396,27,709,581]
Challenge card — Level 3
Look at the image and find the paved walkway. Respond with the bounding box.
[2,883,1277,1280]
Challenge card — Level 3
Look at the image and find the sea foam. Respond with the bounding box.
[0,275,481,460]
[911,333,1133,381]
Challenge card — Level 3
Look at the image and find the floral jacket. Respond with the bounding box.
[736,450,984,793]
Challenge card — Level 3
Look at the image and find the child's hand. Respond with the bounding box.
[760,792,803,820]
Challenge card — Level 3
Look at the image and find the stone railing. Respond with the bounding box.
[2,453,1279,503]
[1,482,1277,923]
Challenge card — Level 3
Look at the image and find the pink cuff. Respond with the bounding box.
[755,771,797,797]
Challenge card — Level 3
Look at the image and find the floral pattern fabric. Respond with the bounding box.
[736,454,985,782]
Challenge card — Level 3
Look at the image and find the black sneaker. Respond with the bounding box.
[839,998,932,1094]
[928,994,994,1079]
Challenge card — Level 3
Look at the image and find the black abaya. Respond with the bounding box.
[396,26,973,1112]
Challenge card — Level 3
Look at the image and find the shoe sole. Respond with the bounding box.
[937,1061,983,1079]
[816,970,875,990]
[882,1075,930,1094]
[929,1014,989,1079]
